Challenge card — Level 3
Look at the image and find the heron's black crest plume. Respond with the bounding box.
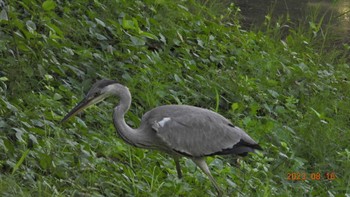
[86,79,118,97]
[88,79,117,91]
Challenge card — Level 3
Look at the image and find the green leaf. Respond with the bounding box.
[0,139,7,152]
[132,18,140,32]
[159,33,166,43]
[177,4,188,11]
[29,134,38,144]
[39,153,52,170]
[215,88,219,112]
[46,23,64,37]
[0,77,9,81]
[95,33,107,40]
[174,74,181,82]
[1,98,18,112]
[280,141,289,150]
[231,103,239,111]
[44,74,53,81]
[0,9,8,21]
[267,89,279,98]
[197,38,204,47]
[95,18,105,27]
[130,36,145,46]
[310,107,321,118]
[53,93,63,100]
[0,119,6,128]
[26,20,36,33]
[13,128,25,142]
[140,32,158,40]
[42,0,56,11]
[122,19,135,30]
[12,149,30,174]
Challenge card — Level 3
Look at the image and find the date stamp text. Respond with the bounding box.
[287,172,336,181]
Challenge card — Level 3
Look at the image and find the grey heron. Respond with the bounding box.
[61,79,262,195]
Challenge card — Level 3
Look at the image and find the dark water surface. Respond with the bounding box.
[232,0,349,43]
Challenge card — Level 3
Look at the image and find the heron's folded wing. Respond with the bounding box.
[151,109,259,157]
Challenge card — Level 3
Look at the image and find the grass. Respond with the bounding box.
[0,0,349,196]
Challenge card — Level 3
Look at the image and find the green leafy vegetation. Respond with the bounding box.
[1,0,349,196]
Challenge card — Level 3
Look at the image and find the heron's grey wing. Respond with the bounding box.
[146,105,260,157]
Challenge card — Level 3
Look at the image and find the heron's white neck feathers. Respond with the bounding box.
[103,83,131,113]
[109,83,147,148]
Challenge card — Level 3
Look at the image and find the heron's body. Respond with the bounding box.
[135,105,260,157]
[62,80,262,196]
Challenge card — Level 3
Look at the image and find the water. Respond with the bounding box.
[232,0,349,43]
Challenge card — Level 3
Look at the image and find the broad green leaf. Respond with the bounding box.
[0,119,6,128]
[26,20,36,33]
[197,39,204,47]
[0,77,9,81]
[267,89,279,98]
[174,74,181,82]
[95,18,105,27]
[96,33,107,40]
[39,153,52,170]
[45,74,53,81]
[231,103,239,111]
[29,134,38,144]
[280,141,288,149]
[42,0,56,11]
[132,18,140,31]
[130,36,145,46]
[0,139,7,152]
[159,33,166,43]
[140,32,158,40]
[122,19,135,29]
[209,35,215,41]
[1,98,18,112]
[45,23,64,37]
[29,127,46,136]
[53,93,63,100]
[13,128,25,142]
[0,9,8,21]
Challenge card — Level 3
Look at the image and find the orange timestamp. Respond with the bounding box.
[287,172,337,181]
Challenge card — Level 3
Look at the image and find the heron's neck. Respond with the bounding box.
[115,84,131,115]
[111,84,143,147]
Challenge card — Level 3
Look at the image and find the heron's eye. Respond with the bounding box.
[88,92,99,100]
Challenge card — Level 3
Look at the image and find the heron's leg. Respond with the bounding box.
[192,157,223,196]
[173,157,182,178]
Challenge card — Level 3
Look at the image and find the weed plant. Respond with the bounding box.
[0,0,349,196]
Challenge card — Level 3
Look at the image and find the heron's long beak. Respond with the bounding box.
[61,97,94,123]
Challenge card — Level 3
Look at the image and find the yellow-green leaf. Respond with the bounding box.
[42,0,56,11]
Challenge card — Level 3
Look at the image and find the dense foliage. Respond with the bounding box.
[1,0,349,196]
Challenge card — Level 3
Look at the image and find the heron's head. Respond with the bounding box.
[61,79,119,123]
